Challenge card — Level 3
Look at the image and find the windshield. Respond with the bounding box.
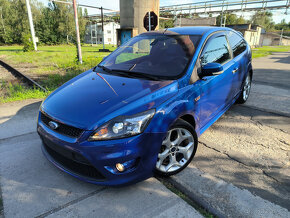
[97,34,201,80]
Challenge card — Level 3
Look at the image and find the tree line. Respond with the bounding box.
[1,1,289,46]
[160,11,290,34]
[0,0,88,45]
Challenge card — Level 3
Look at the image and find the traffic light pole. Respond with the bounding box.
[72,0,83,64]
[25,0,37,51]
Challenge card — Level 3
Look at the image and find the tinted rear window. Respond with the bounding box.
[227,31,247,57]
[200,35,231,66]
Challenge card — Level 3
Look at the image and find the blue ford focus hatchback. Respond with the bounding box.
[37,27,252,186]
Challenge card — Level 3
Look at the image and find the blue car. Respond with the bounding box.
[37,26,252,186]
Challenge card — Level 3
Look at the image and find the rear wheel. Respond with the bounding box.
[236,73,251,104]
[155,119,198,176]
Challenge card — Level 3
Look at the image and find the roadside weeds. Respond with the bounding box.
[157,177,216,218]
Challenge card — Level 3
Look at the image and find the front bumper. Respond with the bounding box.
[37,120,165,186]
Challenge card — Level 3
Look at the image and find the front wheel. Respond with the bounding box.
[236,73,252,104]
[155,119,198,176]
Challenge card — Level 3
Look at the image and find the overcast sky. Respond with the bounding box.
[38,0,290,23]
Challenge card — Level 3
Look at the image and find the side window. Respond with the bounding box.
[200,35,231,66]
[227,31,247,57]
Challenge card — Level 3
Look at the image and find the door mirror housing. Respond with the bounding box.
[200,63,223,78]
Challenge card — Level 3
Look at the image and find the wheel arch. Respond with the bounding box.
[179,114,196,130]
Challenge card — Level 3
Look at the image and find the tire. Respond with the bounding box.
[155,119,198,177]
[236,73,252,104]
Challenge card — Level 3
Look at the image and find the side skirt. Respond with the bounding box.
[199,92,241,136]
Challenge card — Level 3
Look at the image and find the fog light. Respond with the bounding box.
[116,163,125,172]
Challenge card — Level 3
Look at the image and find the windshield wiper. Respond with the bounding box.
[111,69,162,81]
[94,66,162,81]
[94,65,112,73]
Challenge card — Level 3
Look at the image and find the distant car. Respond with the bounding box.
[37,26,252,186]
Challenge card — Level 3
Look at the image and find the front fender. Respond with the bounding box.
[146,82,201,136]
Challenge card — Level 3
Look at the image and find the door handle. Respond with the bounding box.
[232,68,238,74]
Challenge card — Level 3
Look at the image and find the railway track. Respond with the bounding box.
[0,60,47,92]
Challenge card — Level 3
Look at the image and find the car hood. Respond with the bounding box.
[41,69,178,130]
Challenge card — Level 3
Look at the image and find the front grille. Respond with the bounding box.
[41,112,83,138]
[42,138,105,181]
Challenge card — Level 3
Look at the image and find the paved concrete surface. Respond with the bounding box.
[0,51,289,217]
[170,166,290,218]
[252,52,290,90]
[0,102,201,218]
[0,99,42,140]
[247,83,290,117]
[170,51,290,215]
[247,51,290,116]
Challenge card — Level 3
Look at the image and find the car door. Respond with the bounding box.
[226,31,248,96]
[198,32,237,130]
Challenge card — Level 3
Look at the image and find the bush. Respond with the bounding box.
[22,34,34,52]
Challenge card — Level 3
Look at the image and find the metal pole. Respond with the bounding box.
[101,6,105,49]
[223,14,227,27]
[72,0,82,64]
[220,0,225,27]
[25,0,37,51]
[279,29,284,45]
[90,21,93,45]
[148,11,151,31]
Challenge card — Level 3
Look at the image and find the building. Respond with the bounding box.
[85,22,120,45]
[118,0,160,45]
[174,17,217,27]
[261,32,290,46]
[226,24,262,48]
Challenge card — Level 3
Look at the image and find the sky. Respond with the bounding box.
[38,0,290,24]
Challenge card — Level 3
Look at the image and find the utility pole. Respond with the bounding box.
[279,29,284,45]
[101,6,105,50]
[220,0,225,27]
[223,14,227,27]
[25,0,37,51]
[72,0,82,64]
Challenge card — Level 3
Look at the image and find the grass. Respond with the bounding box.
[0,44,290,103]
[252,45,290,58]
[0,44,116,103]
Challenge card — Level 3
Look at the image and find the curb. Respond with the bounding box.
[167,166,290,218]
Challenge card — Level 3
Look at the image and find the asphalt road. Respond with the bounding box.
[0,52,290,217]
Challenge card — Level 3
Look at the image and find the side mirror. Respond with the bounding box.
[200,63,223,78]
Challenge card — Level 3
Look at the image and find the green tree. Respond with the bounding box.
[216,13,247,26]
[274,19,290,31]
[251,11,275,30]
[0,0,88,45]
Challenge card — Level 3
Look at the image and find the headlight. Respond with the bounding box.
[89,109,155,141]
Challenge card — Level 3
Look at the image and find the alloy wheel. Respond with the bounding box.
[243,74,251,101]
[156,128,195,173]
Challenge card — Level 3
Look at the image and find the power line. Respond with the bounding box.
[50,0,118,12]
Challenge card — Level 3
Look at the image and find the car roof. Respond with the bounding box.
[166,26,231,35]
